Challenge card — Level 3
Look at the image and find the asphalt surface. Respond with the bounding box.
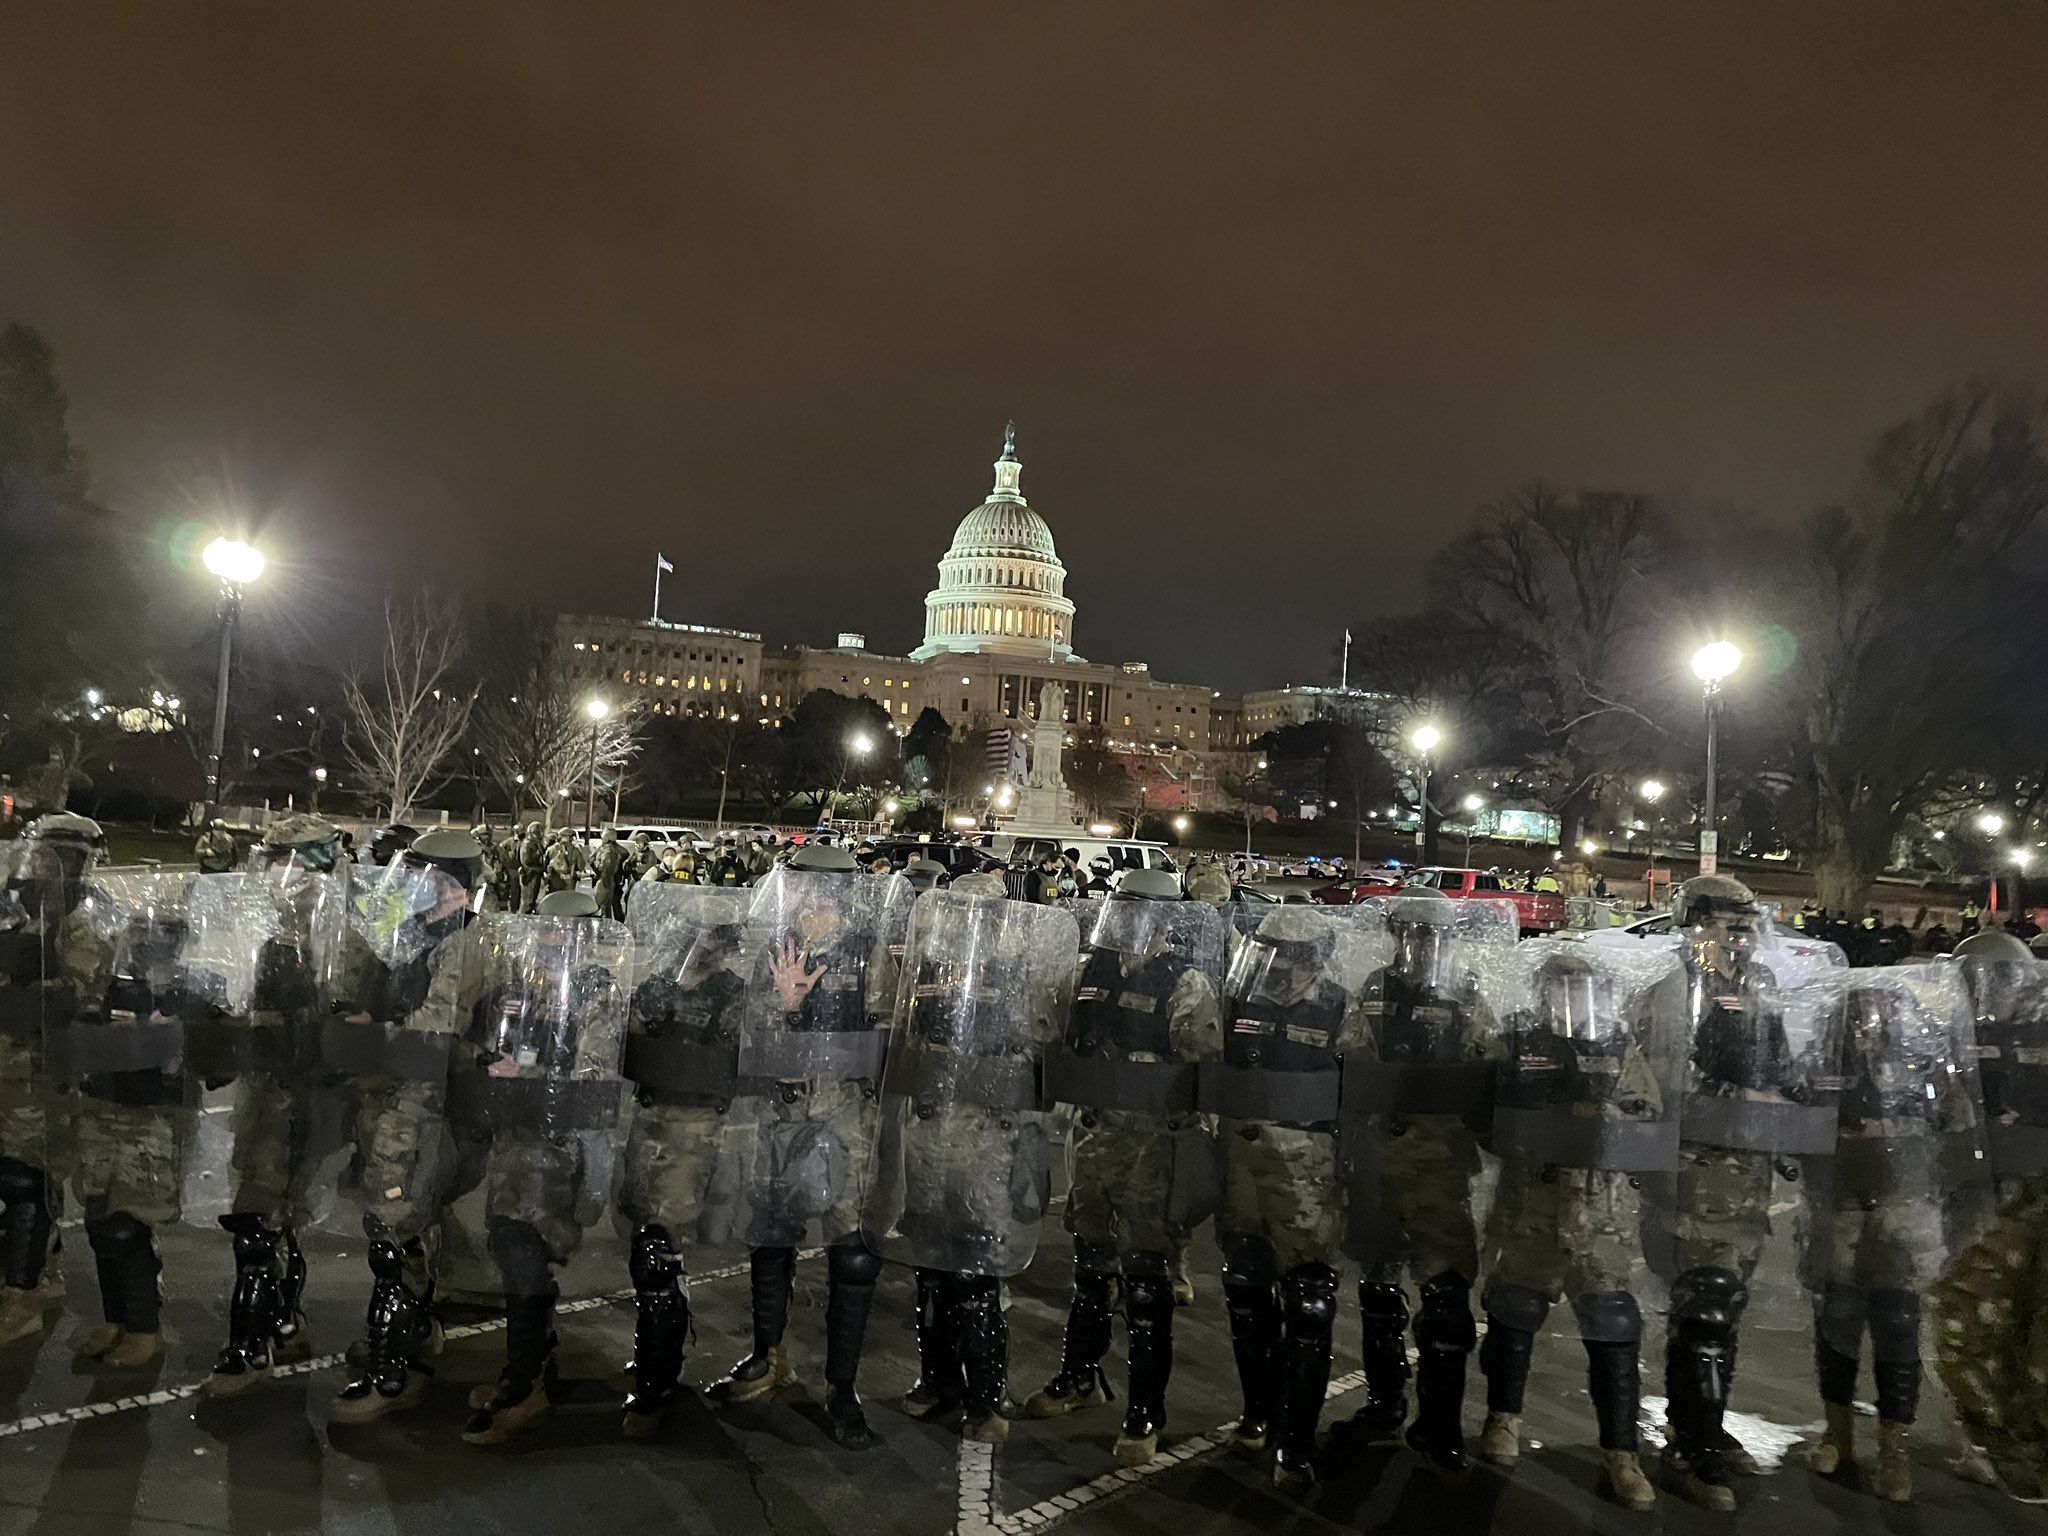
[0,1197,2038,1536]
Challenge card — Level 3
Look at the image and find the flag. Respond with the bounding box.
[656,553,675,573]
[1344,628,1352,643]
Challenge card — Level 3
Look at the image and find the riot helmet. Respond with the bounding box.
[1388,892,1462,993]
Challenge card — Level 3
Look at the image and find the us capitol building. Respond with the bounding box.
[559,426,1377,776]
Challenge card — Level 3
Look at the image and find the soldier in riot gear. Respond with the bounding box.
[197,815,348,1396]
[325,827,488,1424]
[901,858,946,894]
[1026,870,1224,1466]
[1340,893,1511,1470]
[591,827,630,920]
[1476,943,1683,1509]
[1199,905,1374,1490]
[195,819,238,874]
[0,813,108,1350]
[456,887,631,1445]
[613,883,751,1435]
[866,874,1072,1445]
[1802,969,1983,1502]
[1655,874,1840,1509]
[517,824,547,913]
[709,844,906,1450]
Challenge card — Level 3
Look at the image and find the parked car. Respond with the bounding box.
[1310,873,1404,906]
[1404,865,1566,935]
[866,837,1006,880]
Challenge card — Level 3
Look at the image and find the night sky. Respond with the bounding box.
[3,4,2044,689]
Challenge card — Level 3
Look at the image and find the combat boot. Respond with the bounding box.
[711,1246,799,1404]
[1875,1421,1914,1503]
[206,1216,308,1397]
[1475,1293,1540,1467]
[0,1157,59,1346]
[1601,1450,1656,1511]
[1338,1281,1411,1444]
[80,1212,163,1370]
[1809,1401,1858,1477]
[1023,1264,1116,1418]
[957,1274,1010,1446]
[1477,1412,1521,1466]
[332,1224,436,1424]
[463,1294,558,1445]
[622,1224,689,1437]
[822,1243,883,1451]
[1586,1337,1652,1510]
[1113,1269,1173,1467]
[0,1285,58,1348]
[905,1269,964,1422]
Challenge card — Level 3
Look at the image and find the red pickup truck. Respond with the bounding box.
[1405,866,1566,935]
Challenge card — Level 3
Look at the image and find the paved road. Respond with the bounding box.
[0,1211,2035,1536]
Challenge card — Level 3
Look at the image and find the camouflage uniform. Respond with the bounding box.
[195,823,238,874]
[0,822,105,1347]
[611,884,751,1430]
[866,884,1072,1442]
[516,826,546,913]
[1200,905,1373,1488]
[591,829,629,920]
[543,830,582,895]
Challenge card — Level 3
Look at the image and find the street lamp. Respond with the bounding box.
[1978,811,2008,837]
[1461,793,1485,866]
[199,536,266,823]
[1409,722,1442,859]
[1690,642,1741,875]
[1173,814,1191,836]
[582,696,610,835]
[312,765,328,814]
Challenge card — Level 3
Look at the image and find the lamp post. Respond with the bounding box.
[1461,793,1485,866]
[1639,778,1666,899]
[582,697,610,835]
[1409,723,1442,861]
[199,537,265,824]
[312,765,328,815]
[836,730,875,806]
[1690,642,1741,875]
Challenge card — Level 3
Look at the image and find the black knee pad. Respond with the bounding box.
[1124,1248,1172,1283]
[1074,1237,1118,1271]
[1359,1280,1409,1329]
[1281,1264,1340,1336]
[1125,1270,1171,1315]
[1865,1288,1921,1363]
[1220,1234,1276,1291]
[1570,1289,1642,1345]
[86,1208,151,1261]
[1483,1280,1552,1336]
[829,1241,883,1289]
[1417,1270,1477,1351]
[0,1155,45,1212]
[487,1217,557,1299]
[954,1273,1001,1322]
[629,1223,682,1291]
[1670,1266,1747,1330]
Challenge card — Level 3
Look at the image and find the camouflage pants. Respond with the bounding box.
[352,1075,453,1248]
[1482,1163,1641,1323]
[1220,1121,1341,1275]
[72,1100,184,1225]
[715,1080,877,1249]
[0,1036,59,1173]
[614,1099,729,1243]
[1352,1115,1483,1285]
[1662,1144,1774,1282]
[227,1073,325,1227]
[1066,1111,1206,1270]
[471,1127,589,1266]
[1797,1189,1944,1294]
[895,1106,1051,1276]
[1932,1177,2048,1488]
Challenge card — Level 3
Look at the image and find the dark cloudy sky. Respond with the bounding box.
[3,4,2045,689]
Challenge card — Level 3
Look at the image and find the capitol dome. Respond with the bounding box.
[911,423,1078,662]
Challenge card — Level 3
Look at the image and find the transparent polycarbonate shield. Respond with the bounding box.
[1046,894,1228,1247]
[862,891,1075,1275]
[1955,949,2048,1188]
[1796,964,1991,1362]
[177,869,347,1226]
[44,871,205,1227]
[708,865,909,1250]
[1478,940,1686,1340]
[623,883,752,1108]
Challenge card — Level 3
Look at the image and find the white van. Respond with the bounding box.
[991,834,1179,885]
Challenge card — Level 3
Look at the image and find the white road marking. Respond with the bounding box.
[1637,1395,1820,1471]
[0,1250,812,1440]
[957,1370,1368,1536]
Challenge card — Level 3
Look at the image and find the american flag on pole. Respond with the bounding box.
[657,553,675,573]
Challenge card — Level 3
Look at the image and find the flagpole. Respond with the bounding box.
[652,556,663,623]
[1341,628,1351,691]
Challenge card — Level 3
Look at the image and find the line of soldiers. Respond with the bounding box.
[3,817,2043,1509]
[473,825,772,921]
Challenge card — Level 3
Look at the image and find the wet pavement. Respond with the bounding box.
[0,1219,2036,1536]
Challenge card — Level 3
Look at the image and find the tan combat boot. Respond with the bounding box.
[0,1285,58,1348]
[462,1379,549,1446]
[1661,1447,1737,1512]
[1477,1411,1521,1466]
[74,1323,125,1361]
[1875,1421,1913,1502]
[1809,1402,1857,1477]
[101,1330,164,1368]
[1602,1450,1657,1511]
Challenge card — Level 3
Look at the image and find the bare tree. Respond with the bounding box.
[471,628,642,827]
[341,590,475,820]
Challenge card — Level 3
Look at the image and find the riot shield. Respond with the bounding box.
[45,871,200,1232]
[862,891,1076,1275]
[1954,947,2048,1196]
[1339,893,1511,1283]
[616,884,753,1246]
[711,865,910,1250]
[1797,964,1990,1378]
[443,910,631,1266]
[1480,940,1687,1342]
[1044,894,1227,1260]
[180,867,347,1229]
[310,859,479,1245]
